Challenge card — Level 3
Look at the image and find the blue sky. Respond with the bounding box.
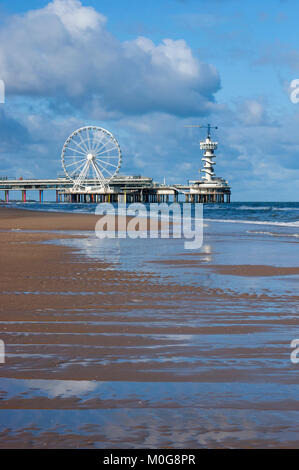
[0,0,298,200]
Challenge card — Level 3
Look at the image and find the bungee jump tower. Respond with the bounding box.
[186,124,231,203]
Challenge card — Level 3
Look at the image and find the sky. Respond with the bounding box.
[0,0,298,201]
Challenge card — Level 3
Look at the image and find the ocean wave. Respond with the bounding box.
[237,205,272,211]
[271,207,299,211]
[247,230,299,238]
[204,218,299,228]
[73,209,94,214]
[206,205,299,212]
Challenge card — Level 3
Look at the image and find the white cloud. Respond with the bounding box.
[45,0,106,34]
[0,0,220,117]
[238,100,266,126]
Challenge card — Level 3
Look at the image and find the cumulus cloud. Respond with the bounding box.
[0,0,220,117]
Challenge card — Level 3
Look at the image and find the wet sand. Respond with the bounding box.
[0,206,299,448]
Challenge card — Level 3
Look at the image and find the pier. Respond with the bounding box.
[0,124,231,204]
[0,175,230,203]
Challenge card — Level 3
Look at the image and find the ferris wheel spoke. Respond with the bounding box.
[64,157,86,167]
[72,138,89,154]
[97,155,120,159]
[86,128,92,152]
[76,160,89,181]
[96,144,117,156]
[93,138,105,154]
[64,160,87,174]
[91,134,98,152]
[91,131,103,152]
[93,133,110,154]
[92,160,105,179]
[77,137,91,150]
[97,161,114,178]
[77,131,90,152]
[68,160,87,176]
[91,160,105,182]
[95,133,114,152]
[96,145,118,156]
[104,168,114,177]
[97,158,118,169]
[91,163,99,182]
[88,162,96,181]
[66,146,86,156]
[83,162,92,181]
[76,161,91,187]
[93,160,110,178]
[73,171,85,187]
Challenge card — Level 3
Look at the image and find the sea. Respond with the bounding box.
[7,200,299,228]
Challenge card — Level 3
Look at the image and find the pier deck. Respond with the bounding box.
[0,175,230,203]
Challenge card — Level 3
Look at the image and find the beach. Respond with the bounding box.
[0,204,298,448]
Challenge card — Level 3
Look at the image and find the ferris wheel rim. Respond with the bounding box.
[61,126,122,188]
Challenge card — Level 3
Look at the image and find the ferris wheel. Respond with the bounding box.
[61,126,122,188]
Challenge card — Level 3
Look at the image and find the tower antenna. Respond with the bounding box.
[184,124,218,138]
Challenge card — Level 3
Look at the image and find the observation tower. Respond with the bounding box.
[185,124,231,203]
[200,124,217,182]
